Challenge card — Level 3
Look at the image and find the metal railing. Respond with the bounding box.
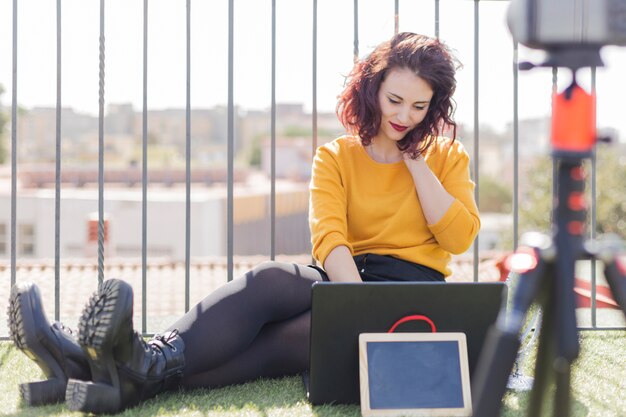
[3,0,624,337]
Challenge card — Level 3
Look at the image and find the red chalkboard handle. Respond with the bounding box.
[387,315,437,333]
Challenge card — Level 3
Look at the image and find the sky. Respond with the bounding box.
[1,0,626,136]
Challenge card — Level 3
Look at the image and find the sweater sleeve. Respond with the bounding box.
[427,144,481,254]
[309,144,352,265]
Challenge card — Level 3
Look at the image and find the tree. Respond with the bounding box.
[519,155,553,236]
[247,134,262,168]
[479,175,512,213]
[519,146,626,240]
[283,125,337,139]
[593,145,626,238]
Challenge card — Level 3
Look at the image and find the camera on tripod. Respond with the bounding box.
[471,2,626,417]
[508,0,626,68]
[508,0,626,50]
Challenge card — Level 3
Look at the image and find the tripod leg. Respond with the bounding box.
[602,255,626,320]
[472,247,546,417]
[471,321,522,417]
[553,160,583,363]
[554,362,572,417]
[526,267,573,417]
[527,287,556,417]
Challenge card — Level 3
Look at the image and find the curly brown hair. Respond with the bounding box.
[336,32,461,158]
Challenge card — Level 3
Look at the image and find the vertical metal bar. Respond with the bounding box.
[54,0,62,321]
[394,0,399,35]
[97,0,106,286]
[11,0,17,287]
[513,40,519,250]
[312,0,318,157]
[435,0,440,39]
[590,154,597,327]
[311,0,318,265]
[472,0,479,282]
[141,0,148,334]
[552,67,558,222]
[590,66,597,328]
[227,0,234,281]
[185,0,192,310]
[353,0,359,62]
[270,0,276,260]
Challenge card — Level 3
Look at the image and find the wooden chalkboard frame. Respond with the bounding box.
[359,332,472,417]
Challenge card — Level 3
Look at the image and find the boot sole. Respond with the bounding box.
[7,283,68,406]
[67,279,133,414]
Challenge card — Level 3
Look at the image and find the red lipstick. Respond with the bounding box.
[390,122,408,132]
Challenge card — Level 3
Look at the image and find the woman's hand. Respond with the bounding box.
[402,153,424,170]
[323,245,362,282]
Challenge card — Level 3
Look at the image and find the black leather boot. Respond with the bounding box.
[66,278,185,414]
[7,282,91,406]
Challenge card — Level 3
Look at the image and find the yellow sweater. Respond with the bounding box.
[309,135,480,277]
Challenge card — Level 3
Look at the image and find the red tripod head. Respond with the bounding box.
[551,82,596,157]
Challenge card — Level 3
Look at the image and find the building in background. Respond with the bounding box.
[0,179,311,261]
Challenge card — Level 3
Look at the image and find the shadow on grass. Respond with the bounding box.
[0,389,590,417]
[3,373,358,417]
[160,378,362,417]
[502,388,590,417]
[3,382,278,416]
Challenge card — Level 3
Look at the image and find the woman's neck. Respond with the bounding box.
[366,138,403,163]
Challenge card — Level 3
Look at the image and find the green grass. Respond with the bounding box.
[1,331,624,417]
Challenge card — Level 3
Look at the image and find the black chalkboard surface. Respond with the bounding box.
[359,332,472,417]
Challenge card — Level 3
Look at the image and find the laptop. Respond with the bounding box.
[305,281,507,405]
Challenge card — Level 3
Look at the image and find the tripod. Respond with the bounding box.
[471,61,626,417]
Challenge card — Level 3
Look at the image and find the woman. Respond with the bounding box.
[8,32,479,414]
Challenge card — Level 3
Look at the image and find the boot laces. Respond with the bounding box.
[134,334,160,356]
[155,329,179,351]
[149,329,180,355]
[54,321,75,335]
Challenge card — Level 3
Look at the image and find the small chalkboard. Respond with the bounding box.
[359,332,472,417]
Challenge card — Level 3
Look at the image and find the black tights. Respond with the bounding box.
[166,261,324,389]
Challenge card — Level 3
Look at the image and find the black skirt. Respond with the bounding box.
[308,253,444,282]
